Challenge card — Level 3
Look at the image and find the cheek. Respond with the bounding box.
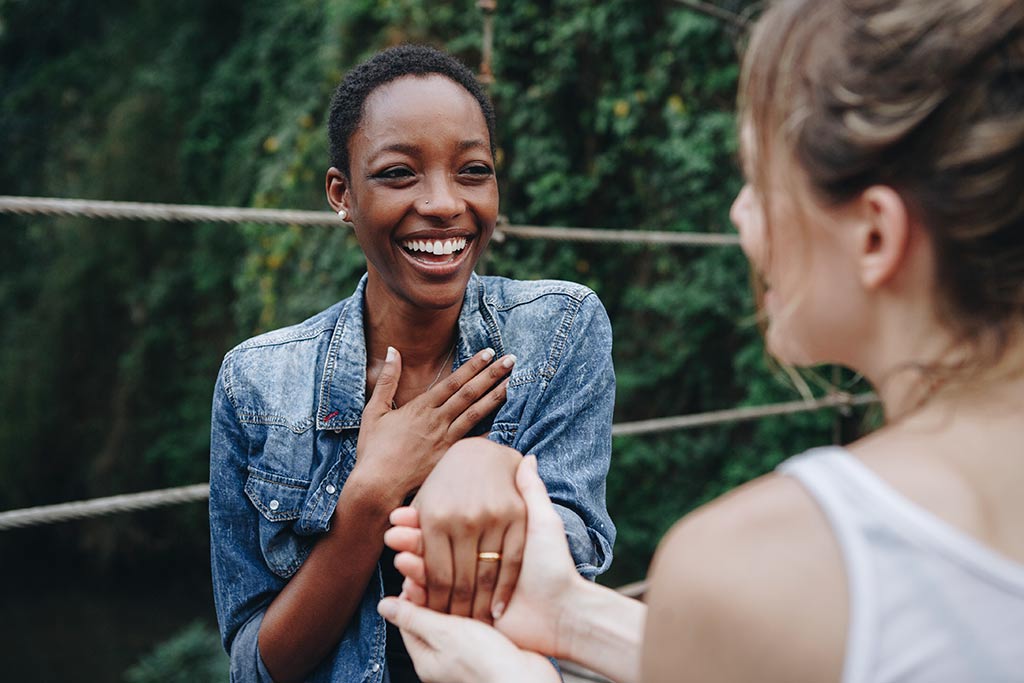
[473,183,500,220]
[770,258,862,366]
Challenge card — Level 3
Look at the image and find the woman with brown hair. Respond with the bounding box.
[379,0,1024,680]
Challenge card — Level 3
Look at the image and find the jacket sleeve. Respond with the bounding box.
[209,355,280,683]
[493,292,616,578]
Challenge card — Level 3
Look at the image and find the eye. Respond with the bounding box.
[370,166,415,181]
[460,164,494,177]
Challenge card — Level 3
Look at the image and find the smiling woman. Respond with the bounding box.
[328,72,499,319]
[208,45,616,683]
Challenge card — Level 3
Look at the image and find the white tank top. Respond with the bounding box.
[779,447,1024,683]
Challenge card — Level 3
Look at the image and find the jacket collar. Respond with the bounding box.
[316,273,503,431]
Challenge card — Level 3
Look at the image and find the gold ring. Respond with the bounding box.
[477,551,502,562]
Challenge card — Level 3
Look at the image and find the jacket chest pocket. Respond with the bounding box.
[245,468,314,578]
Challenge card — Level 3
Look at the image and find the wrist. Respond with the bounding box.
[557,578,646,683]
[339,468,405,522]
[553,574,596,660]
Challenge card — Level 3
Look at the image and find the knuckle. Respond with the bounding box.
[476,568,498,589]
[451,582,474,602]
[478,504,504,524]
[427,573,452,591]
[442,376,462,395]
[461,406,482,425]
[502,556,523,573]
[452,512,482,532]
[509,497,527,517]
[456,384,480,403]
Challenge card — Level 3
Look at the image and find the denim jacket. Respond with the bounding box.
[210,272,615,682]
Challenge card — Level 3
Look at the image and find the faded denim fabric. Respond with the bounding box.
[210,272,615,683]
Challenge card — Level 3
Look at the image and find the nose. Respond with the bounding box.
[729,184,752,231]
[731,184,765,266]
[417,175,466,221]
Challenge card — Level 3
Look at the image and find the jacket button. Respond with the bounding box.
[269,499,280,511]
[371,662,380,673]
[326,484,336,494]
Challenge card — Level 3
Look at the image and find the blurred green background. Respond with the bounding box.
[0,0,868,679]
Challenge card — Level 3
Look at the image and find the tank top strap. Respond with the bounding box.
[777,447,877,683]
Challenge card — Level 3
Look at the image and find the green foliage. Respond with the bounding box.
[0,0,869,589]
[123,621,227,683]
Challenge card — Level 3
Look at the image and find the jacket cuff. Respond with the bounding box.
[229,611,276,683]
[553,503,613,579]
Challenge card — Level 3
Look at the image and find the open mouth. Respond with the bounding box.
[399,236,470,265]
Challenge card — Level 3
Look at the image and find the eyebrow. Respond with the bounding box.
[368,138,490,163]
[457,138,489,152]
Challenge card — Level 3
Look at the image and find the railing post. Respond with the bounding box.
[477,0,497,87]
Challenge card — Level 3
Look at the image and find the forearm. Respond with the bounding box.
[258,472,403,683]
[558,578,647,683]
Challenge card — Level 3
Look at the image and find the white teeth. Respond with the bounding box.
[402,237,468,256]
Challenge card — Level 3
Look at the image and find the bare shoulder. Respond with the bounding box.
[641,472,847,683]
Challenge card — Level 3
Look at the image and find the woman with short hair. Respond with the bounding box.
[209,45,616,683]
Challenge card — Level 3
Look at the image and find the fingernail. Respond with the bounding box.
[481,347,495,361]
[399,590,407,600]
[526,454,538,471]
[491,601,505,620]
[502,354,517,368]
[386,346,396,362]
[378,599,398,620]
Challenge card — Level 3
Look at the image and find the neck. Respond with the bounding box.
[363,278,461,370]
[865,323,1024,423]
[851,290,961,420]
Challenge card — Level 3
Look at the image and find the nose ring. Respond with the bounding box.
[424,200,430,206]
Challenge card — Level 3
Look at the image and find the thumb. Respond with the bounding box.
[515,455,562,527]
[378,596,438,640]
[366,346,402,416]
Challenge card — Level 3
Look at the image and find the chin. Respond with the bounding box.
[405,279,472,311]
[766,328,818,368]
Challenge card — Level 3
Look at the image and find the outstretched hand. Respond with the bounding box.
[385,454,584,658]
[354,347,513,501]
[377,597,560,683]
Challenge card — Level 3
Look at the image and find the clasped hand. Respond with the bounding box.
[380,451,586,683]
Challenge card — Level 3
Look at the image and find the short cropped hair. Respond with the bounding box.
[327,44,496,178]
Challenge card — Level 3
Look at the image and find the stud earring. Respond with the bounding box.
[337,208,348,221]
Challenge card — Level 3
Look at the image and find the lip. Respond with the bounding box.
[395,230,477,278]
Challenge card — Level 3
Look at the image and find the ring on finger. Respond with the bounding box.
[477,551,502,562]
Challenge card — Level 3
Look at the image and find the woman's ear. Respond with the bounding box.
[325,167,350,214]
[855,186,912,290]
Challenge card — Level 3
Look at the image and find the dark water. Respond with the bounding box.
[0,562,217,682]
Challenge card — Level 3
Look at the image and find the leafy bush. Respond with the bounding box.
[123,621,228,683]
[0,0,868,584]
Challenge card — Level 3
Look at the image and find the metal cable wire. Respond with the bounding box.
[0,484,210,531]
[0,195,740,246]
[611,392,877,437]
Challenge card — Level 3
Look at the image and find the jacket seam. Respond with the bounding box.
[540,292,590,381]
[233,323,336,351]
[484,285,592,312]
